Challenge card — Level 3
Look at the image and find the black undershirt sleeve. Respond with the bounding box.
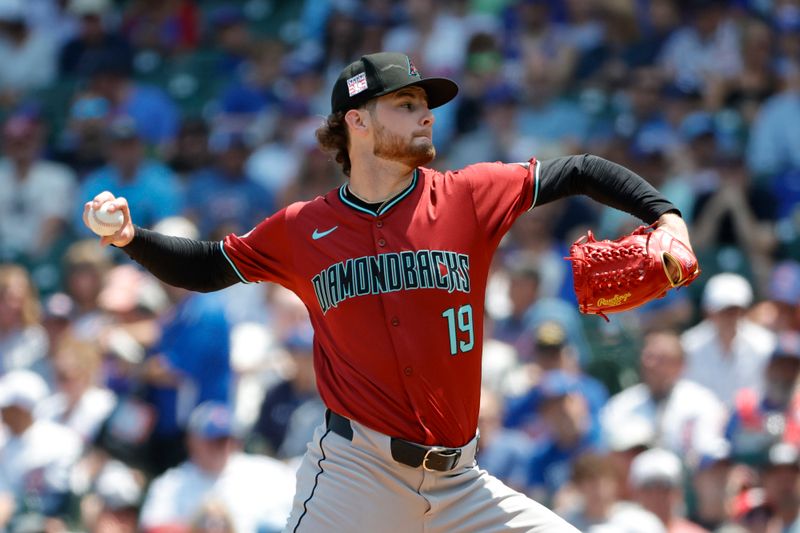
[535,154,679,224]
[119,226,240,292]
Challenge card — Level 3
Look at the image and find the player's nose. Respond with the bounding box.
[420,107,434,127]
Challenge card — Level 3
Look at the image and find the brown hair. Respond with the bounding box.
[571,452,617,483]
[316,111,351,177]
[54,335,102,382]
[315,101,375,177]
[0,264,40,327]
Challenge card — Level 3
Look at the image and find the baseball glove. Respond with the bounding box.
[566,225,700,320]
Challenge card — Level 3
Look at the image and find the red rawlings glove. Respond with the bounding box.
[566,225,700,320]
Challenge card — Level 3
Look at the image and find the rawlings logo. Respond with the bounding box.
[597,293,632,307]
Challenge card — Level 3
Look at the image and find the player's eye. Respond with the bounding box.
[400,102,413,110]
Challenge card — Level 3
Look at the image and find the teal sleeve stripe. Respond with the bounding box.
[528,160,540,212]
[219,241,252,284]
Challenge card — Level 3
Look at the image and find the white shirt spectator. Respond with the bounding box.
[139,452,295,533]
[601,379,727,457]
[681,319,775,406]
[0,419,83,503]
[37,387,116,445]
[0,325,48,375]
[658,17,742,91]
[0,159,77,260]
[0,26,57,91]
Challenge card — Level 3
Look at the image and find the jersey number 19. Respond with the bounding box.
[441,304,474,356]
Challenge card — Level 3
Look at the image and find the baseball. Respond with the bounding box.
[87,202,125,236]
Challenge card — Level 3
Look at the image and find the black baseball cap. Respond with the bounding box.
[331,52,458,114]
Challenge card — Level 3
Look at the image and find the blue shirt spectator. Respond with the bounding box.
[185,131,275,239]
[148,291,232,439]
[82,49,179,147]
[523,370,604,502]
[77,117,183,230]
[747,87,800,179]
[118,84,179,147]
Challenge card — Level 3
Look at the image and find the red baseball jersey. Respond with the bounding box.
[223,159,539,447]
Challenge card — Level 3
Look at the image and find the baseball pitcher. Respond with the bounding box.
[83,52,696,532]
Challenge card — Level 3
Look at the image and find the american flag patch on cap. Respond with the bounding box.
[347,72,368,97]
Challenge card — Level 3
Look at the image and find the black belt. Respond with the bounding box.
[325,410,462,472]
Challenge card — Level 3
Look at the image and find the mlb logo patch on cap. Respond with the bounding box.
[347,72,368,97]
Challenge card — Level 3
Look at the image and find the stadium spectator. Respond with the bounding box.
[730,487,772,533]
[747,56,800,181]
[0,265,48,377]
[0,370,82,529]
[0,0,58,100]
[657,0,741,94]
[605,415,654,502]
[120,0,200,56]
[601,329,727,458]
[59,0,132,77]
[446,83,526,169]
[167,117,212,181]
[523,370,604,504]
[705,17,777,123]
[559,452,665,532]
[382,0,470,79]
[475,386,531,490]
[278,144,343,207]
[61,240,112,339]
[136,218,231,474]
[77,116,183,231]
[489,253,540,358]
[37,336,116,446]
[184,129,274,240]
[206,4,253,78]
[217,38,284,121]
[505,320,607,435]
[748,260,800,333]
[54,91,114,179]
[688,439,737,531]
[629,447,710,532]
[139,401,295,533]
[80,460,143,533]
[761,442,800,531]
[691,155,777,292]
[81,48,179,147]
[681,273,775,406]
[726,332,800,466]
[251,322,322,459]
[0,110,77,266]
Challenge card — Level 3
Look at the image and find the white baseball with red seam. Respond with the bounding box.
[87,202,124,236]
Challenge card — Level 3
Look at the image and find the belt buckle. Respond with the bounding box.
[422,446,460,472]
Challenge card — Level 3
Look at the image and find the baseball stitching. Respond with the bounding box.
[91,208,123,231]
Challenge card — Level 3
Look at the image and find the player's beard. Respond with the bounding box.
[372,121,435,168]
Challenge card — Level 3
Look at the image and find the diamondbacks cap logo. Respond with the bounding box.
[408,58,419,77]
[347,72,368,97]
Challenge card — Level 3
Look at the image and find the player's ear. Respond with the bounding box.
[344,108,370,136]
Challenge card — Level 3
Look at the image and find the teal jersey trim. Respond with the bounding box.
[339,169,419,217]
[378,169,418,215]
[219,241,252,284]
[528,160,540,212]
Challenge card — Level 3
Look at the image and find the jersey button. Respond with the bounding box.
[391,317,400,326]
[378,238,386,247]
[403,367,413,376]
[376,220,384,228]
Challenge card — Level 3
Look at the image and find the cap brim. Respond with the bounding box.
[377,77,459,109]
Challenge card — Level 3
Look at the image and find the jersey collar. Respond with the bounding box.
[338,168,419,217]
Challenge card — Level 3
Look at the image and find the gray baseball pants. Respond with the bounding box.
[282,413,579,532]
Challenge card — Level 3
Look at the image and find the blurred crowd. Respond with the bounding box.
[1,0,800,532]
